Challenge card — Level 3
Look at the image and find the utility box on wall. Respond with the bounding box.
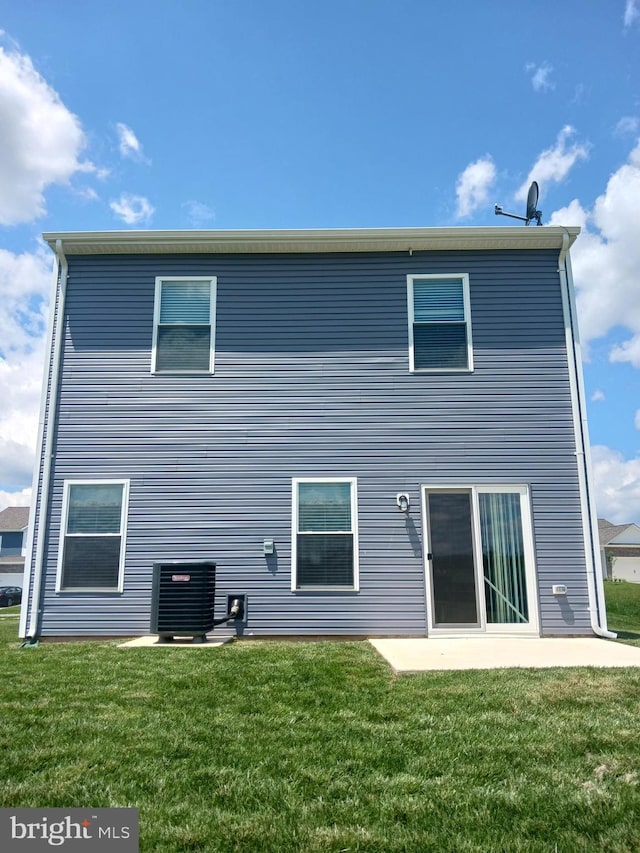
[150,560,216,643]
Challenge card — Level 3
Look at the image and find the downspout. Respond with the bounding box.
[20,239,68,644]
[558,230,616,639]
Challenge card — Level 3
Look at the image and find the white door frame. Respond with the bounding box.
[422,484,540,636]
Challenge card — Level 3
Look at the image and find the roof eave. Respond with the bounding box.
[42,226,581,255]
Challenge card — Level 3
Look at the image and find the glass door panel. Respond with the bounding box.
[427,491,479,626]
[479,492,529,624]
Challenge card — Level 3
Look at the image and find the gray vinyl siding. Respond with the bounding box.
[33,249,590,636]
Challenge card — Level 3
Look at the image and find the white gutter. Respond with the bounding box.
[558,230,616,639]
[42,226,580,256]
[20,240,69,641]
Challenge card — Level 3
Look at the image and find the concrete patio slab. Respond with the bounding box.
[118,634,233,648]
[370,637,640,673]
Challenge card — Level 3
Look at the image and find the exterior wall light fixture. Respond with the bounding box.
[396,493,410,512]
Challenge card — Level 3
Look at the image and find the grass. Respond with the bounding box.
[1,617,640,851]
[605,579,640,646]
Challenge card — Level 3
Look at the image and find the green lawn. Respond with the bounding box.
[1,616,640,851]
[605,580,640,644]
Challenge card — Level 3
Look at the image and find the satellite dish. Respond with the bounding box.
[494,180,543,226]
[526,181,539,221]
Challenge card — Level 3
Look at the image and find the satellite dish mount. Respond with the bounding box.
[495,181,543,226]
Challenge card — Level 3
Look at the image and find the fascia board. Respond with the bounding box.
[42,226,580,256]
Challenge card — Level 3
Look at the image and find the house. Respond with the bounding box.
[0,506,29,587]
[598,518,640,582]
[20,226,612,640]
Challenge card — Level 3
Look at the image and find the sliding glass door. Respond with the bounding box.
[424,486,537,633]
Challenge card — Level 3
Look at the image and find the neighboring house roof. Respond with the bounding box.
[0,506,30,533]
[598,518,640,548]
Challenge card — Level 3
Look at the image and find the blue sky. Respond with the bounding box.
[1,1,640,522]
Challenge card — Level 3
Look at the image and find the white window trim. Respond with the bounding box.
[56,479,130,593]
[407,273,474,373]
[151,276,217,374]
[421,484,539,635]
[291,477,359,592]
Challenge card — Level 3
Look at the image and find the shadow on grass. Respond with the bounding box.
[612,629,640,648]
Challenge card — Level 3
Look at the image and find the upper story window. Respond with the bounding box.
[152,277,217,373]
[57,481,129,592]
[407,274,473,372]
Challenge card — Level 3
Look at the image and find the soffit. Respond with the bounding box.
[42,226,580,256]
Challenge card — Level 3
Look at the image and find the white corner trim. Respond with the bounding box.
[21,244,68,640]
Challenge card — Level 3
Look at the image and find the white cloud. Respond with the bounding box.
[547,139,640,522]
[614,116,639,137]
[0,246,50,354]
[0,246,51,491]
[591,389,606,402]
[624,0,639,28]
[571,83,586,106]
[182,200,216,227]
[610,337,640,367]
[635,410,640,430]
[0,44,97,225]
[549,138,640,360]
[516,126,589,201]
[591,445,640,524]
[0,488,31,509]
[455,156,496,218]
[526,62,555,93]
[116,122,150,164]
[72,186,100,202]
[110,193,154,226]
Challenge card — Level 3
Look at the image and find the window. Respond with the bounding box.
[152,277,216,373]
[407,274,473,371]
[0,532,23,557]
[292,479,358,590]
[57,481,129,592]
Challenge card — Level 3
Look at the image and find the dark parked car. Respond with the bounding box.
[0,587,22,607]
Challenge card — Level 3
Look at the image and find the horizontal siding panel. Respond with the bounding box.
[32,248,594,637]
